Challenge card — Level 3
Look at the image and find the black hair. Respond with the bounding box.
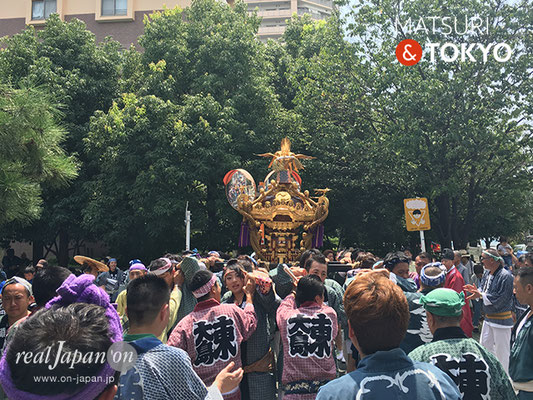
[190,269,215,302]
[36,259,49,268]
[6,303,112,396]
[299,249,322,268]
[304,253,327,271]
[223,263,246,281]
[417,252,431,261]
[32,266,72,307]
[127,275,171,326]
[430,313,463,326]
[295,275,324,307]
[516,266,533,287]
[190,269,214,291]
[148,258,173,273]
[165,254,183,262]
[356,252,377,269]
[236,255,254,272]
[440,248,455,261]
[351,248,364,262]
[383,251,410,271]
[474,263,484,275]
[323,249,334,258]
[24,266,36,275]
[82,263,92,274]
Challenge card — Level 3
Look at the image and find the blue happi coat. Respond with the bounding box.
[115,335,216,400]
[316,348,461,400]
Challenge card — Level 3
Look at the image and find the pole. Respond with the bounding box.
[419,230,426,253]
[185,202,191,251]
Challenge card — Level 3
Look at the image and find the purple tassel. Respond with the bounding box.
[239,221,250,247]
[312,224,324,248]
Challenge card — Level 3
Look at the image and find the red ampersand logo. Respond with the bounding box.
[396,39,423,66]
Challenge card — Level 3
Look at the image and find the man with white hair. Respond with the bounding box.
[464,248,514,373]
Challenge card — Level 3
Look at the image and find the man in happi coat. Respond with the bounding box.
[168,269,257,400]
[510,267,533,399]
[277,275,338,400]
[316,269,461,400]
[222,262,280,400]
[409,288,517,400]
[464,249,515,373]
[117,274,243,400]
[441,248,474,337]
[399,262,449,354]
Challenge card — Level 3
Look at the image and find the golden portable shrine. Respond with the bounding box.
[223,138,329,264]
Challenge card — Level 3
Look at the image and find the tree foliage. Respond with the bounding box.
[338,0,533,248]
[0,86,77,226]
[0,15,122,263]
[1,0,532,261]
[85,1,298,258]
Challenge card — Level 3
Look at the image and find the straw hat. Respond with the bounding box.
[74,255,109,273]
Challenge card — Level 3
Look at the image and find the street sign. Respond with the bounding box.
[404,198,431,231]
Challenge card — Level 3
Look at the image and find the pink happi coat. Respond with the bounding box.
[276,294,338,400]
[168,298,257,399]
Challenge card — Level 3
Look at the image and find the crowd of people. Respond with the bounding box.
[0,244,531,399]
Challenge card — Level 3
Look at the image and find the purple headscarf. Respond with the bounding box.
[129,262,147,272]
[0,274,122,400]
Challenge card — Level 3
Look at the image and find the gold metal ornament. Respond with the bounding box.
[225,138,330,264]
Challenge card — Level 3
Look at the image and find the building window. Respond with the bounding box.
[102,0,127,16]
[32,0,57,20]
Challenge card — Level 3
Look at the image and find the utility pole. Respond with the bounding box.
[185,202,191,251]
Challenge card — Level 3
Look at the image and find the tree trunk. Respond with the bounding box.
[206,182,218,247]
[32,239,43,264]
[435,194,452,248]
[58,229,69,267]
[451,197,459,249]
[456,175,479,250]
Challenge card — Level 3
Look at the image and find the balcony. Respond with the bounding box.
[255,9,292,18]
[246,0,291,4]
[299,0,333,10]
[257,25,286,35]
[297,9,329,19]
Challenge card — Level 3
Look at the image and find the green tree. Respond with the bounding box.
[0,85,77,227]
[85,0,296,259]
[279,0,533,251]
[272,15,413,252]
[342,0,533,249]
[0,16,122,263]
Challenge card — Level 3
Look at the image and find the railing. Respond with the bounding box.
[255,9,292,18]
[299,0,333,9]
[297,9,329,19]
[257,25,286,35]
[247,0,291,3]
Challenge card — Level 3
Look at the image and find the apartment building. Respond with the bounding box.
[0,0,333,45]
[0,0,189,47]
[248,0,333,41]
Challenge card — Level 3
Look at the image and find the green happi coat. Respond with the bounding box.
[409,326,517,400]
[510,307,533,398]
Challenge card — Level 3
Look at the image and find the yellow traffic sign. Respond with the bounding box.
[404,198,431,231]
